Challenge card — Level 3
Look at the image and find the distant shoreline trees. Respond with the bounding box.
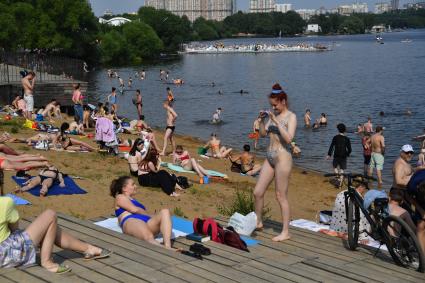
[1,1,424,65]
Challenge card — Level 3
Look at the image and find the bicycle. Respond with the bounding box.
[325,173,425,272]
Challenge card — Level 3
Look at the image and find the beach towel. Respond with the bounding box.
[94,216,188,243]
[5,194,31,205]
[12,176,87,197]
[164,163,228,178]
[290,219,388,251]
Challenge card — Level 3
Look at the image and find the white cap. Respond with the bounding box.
[401,144,414,153]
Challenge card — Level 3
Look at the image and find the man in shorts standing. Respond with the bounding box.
[327,123,352,186]
[21,71,36,119]
[369,126,385,188]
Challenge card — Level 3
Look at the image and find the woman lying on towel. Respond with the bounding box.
[0,153,49,171]
[14,165,65,196]
[53,122,97,152]
[0,197,111,274]
[138,147,183,197]
[111,176,180,251]
[172,145,210,178]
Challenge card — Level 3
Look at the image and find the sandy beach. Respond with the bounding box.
[1,116,337,223]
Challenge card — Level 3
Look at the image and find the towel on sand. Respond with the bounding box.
[163,163,228,178]
[13,176,87,197]
[94,216,188,243]
[5,194,31,205]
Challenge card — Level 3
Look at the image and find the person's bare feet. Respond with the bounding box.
[256,222,264,231]
[170,192,180,197]
[272,232,291,242]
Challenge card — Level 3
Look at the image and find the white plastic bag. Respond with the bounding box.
[228,212,257,236]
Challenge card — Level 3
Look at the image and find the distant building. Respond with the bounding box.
[295,9,317,20]
[103,9,113,17]
[371,24,387,32]
[250,0,276,13]
[375,2,392,13]
[145,0,236,22]
[403,1,425,9]
[306,24,321,33]
[274,3,292,13]
[337,2,368,15]
[98,17,131,26]
[391,0,399,10]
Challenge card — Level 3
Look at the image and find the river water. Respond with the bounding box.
[86,29,425,184]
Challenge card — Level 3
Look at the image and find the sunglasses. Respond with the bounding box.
[405,151,414,155]
[176,151,183,154]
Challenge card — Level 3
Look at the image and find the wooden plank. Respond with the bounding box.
[2,268,49,283]
[363,258,425,281]
[56,213,194,263]
[290,262,359,283]
[244,260,319,283]
[348,260,425,283]
[161,266,215,283]
[302,260,385,283]
[173,263,237,283]
[54,249,145,283]
[0,275,17,283]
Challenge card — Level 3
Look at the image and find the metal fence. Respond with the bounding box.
[0,51,86,84]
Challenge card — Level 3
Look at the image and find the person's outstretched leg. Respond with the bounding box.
[253,161,275,230]
[2,160,48,171]
[273,153,292,242]
[16,177,41,192]
[160,129,172,155]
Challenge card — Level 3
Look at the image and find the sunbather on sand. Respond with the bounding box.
[173,145,210,178]
[0,198,111,273]
[229,144,262,176]
[110,176,180,251]
[15,165,65,196]
[203,133,232,159]
[0,154,48,171]
[53,123,96,152]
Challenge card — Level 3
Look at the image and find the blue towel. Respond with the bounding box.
[5,194,31,205]
[12,176,87,197]
[171,216,259,246]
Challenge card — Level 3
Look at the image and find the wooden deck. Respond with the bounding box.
[2,213,423,283]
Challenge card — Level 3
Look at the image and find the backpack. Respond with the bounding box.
[176,176,191,189]
[193,218,249,252]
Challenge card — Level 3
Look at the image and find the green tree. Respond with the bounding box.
[122,21,163,62]
[339,16,365,34]
[98,30,129,65]
[193,17,219,40]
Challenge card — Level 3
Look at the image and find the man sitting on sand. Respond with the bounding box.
[229,144,261,176]
[40,99,61,121]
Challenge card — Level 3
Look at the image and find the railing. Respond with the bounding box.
[0,51,86,84]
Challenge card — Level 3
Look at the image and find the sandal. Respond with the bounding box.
[46,263,71,274]
[189,243,211,256]
[181,250,203,260]
[84,248,112,261]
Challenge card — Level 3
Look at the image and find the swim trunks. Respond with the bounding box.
[0,230,36,268]
[166,126,175,133]
[333,157,347,170]
[369,152,384,171]
[363,155,371,165]
[24,94,34,112]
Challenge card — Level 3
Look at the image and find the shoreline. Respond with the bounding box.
[1,116,337,224]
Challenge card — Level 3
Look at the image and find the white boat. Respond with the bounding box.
[401,39,412,43]
[179,43,330,54]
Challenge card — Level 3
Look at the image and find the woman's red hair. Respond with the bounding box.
[269,83,288,103]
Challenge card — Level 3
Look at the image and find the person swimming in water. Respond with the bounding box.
[211,108,222,124]
[304,109,311,128]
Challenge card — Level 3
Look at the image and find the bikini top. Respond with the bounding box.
[115,198,146,217]
[267,113,290,135]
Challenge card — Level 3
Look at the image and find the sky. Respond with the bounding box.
[89,0,411,16]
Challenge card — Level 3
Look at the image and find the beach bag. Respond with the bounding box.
[34,140,49,151]
[228,212,257,236]
[193,218,249,251]
[176,176,190,189]
[35,114,44,121]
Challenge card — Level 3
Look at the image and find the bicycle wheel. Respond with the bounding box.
[347,198,360,250]
[383,215,425,272]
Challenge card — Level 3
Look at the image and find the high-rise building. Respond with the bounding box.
[144,0,236,22]
[337,2,368,15]
[391,0,399,10]
[274,3,292,13]
[375,2,392,13]
[250,0,276,13]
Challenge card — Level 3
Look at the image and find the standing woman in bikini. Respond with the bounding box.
[254,83,297,242]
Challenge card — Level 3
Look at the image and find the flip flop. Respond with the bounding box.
[84,248,112,261]
[51,263,71,274]
[189,243,211,256]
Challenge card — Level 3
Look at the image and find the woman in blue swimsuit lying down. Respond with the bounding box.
[254,83,298,242]
[110,176,178,251]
